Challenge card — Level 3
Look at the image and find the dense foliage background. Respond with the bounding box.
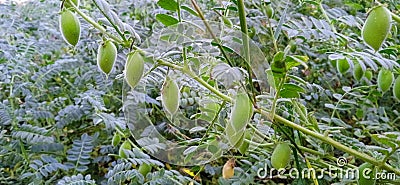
[0,0,399,184]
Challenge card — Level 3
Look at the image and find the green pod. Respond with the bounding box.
[358,163,376,185]
[226,93,252,146]
[271,142,291,169]
[230,93,252,131]
[119,141,131,159]
[138,163,152,177]
[353,63,364,81]
[97,40,117,75]
[365,70,373,80]
[111,132,121,147]
[266,4,274,18]
[237,131,251,154]
[362,6,392,51]
[222,16,233,28]
[125,52,145,89]
[336,58,350,75]
[225,123,242,147]
[393,76,400,101]
[59,9,81,46]
[377,68,394,93]
[161,76,180,115]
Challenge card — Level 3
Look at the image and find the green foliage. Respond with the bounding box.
[65,133,94,172]
[22,155,69,182]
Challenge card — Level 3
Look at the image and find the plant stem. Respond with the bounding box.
[236,0,258,103]
[270,74,287,120]
[305,157,319,185]
[237,0,250,63]
[330,85,374,119]
[391,12,400,24]
[160,59,233,102]
[263,110,400,175]
[319,0,337,33]
[199,101,226,144]
[177,0,182,22]
[267,17,279,52]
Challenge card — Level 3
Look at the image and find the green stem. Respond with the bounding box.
[9,75,17,127]
[177,0,182,22]
[158,59,233,102]
[270,74,287,120]
[248,123,270,141]
[237,0,250,63]
[263,110,400,175]
[267,17,279,52]
[318,0,337,33]
[237,0,257,103]
[199,101,226,144]
[330,85,374,119]
[391,12,400,24]
[245,139,274,147]
[305,157,319,185]
[292,99,310,125]
[19,140,29,164]
[382,146,400,164]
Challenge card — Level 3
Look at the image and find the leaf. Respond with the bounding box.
[329,54,345,61]
[282,83,305,93]
[286,55,309,69]
[64,133,94,172]
[280,89,300,98]
[274,3,289,40]
[183,146,198,156]
[157,0,178,11]
[371,134,398,149]
[331,118,352,128]
[189,126,207,133]
[181,5,199,17]
[156,14,179,26]
[211,63,244,87]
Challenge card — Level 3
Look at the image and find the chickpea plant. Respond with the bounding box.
[57,0,400,183]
